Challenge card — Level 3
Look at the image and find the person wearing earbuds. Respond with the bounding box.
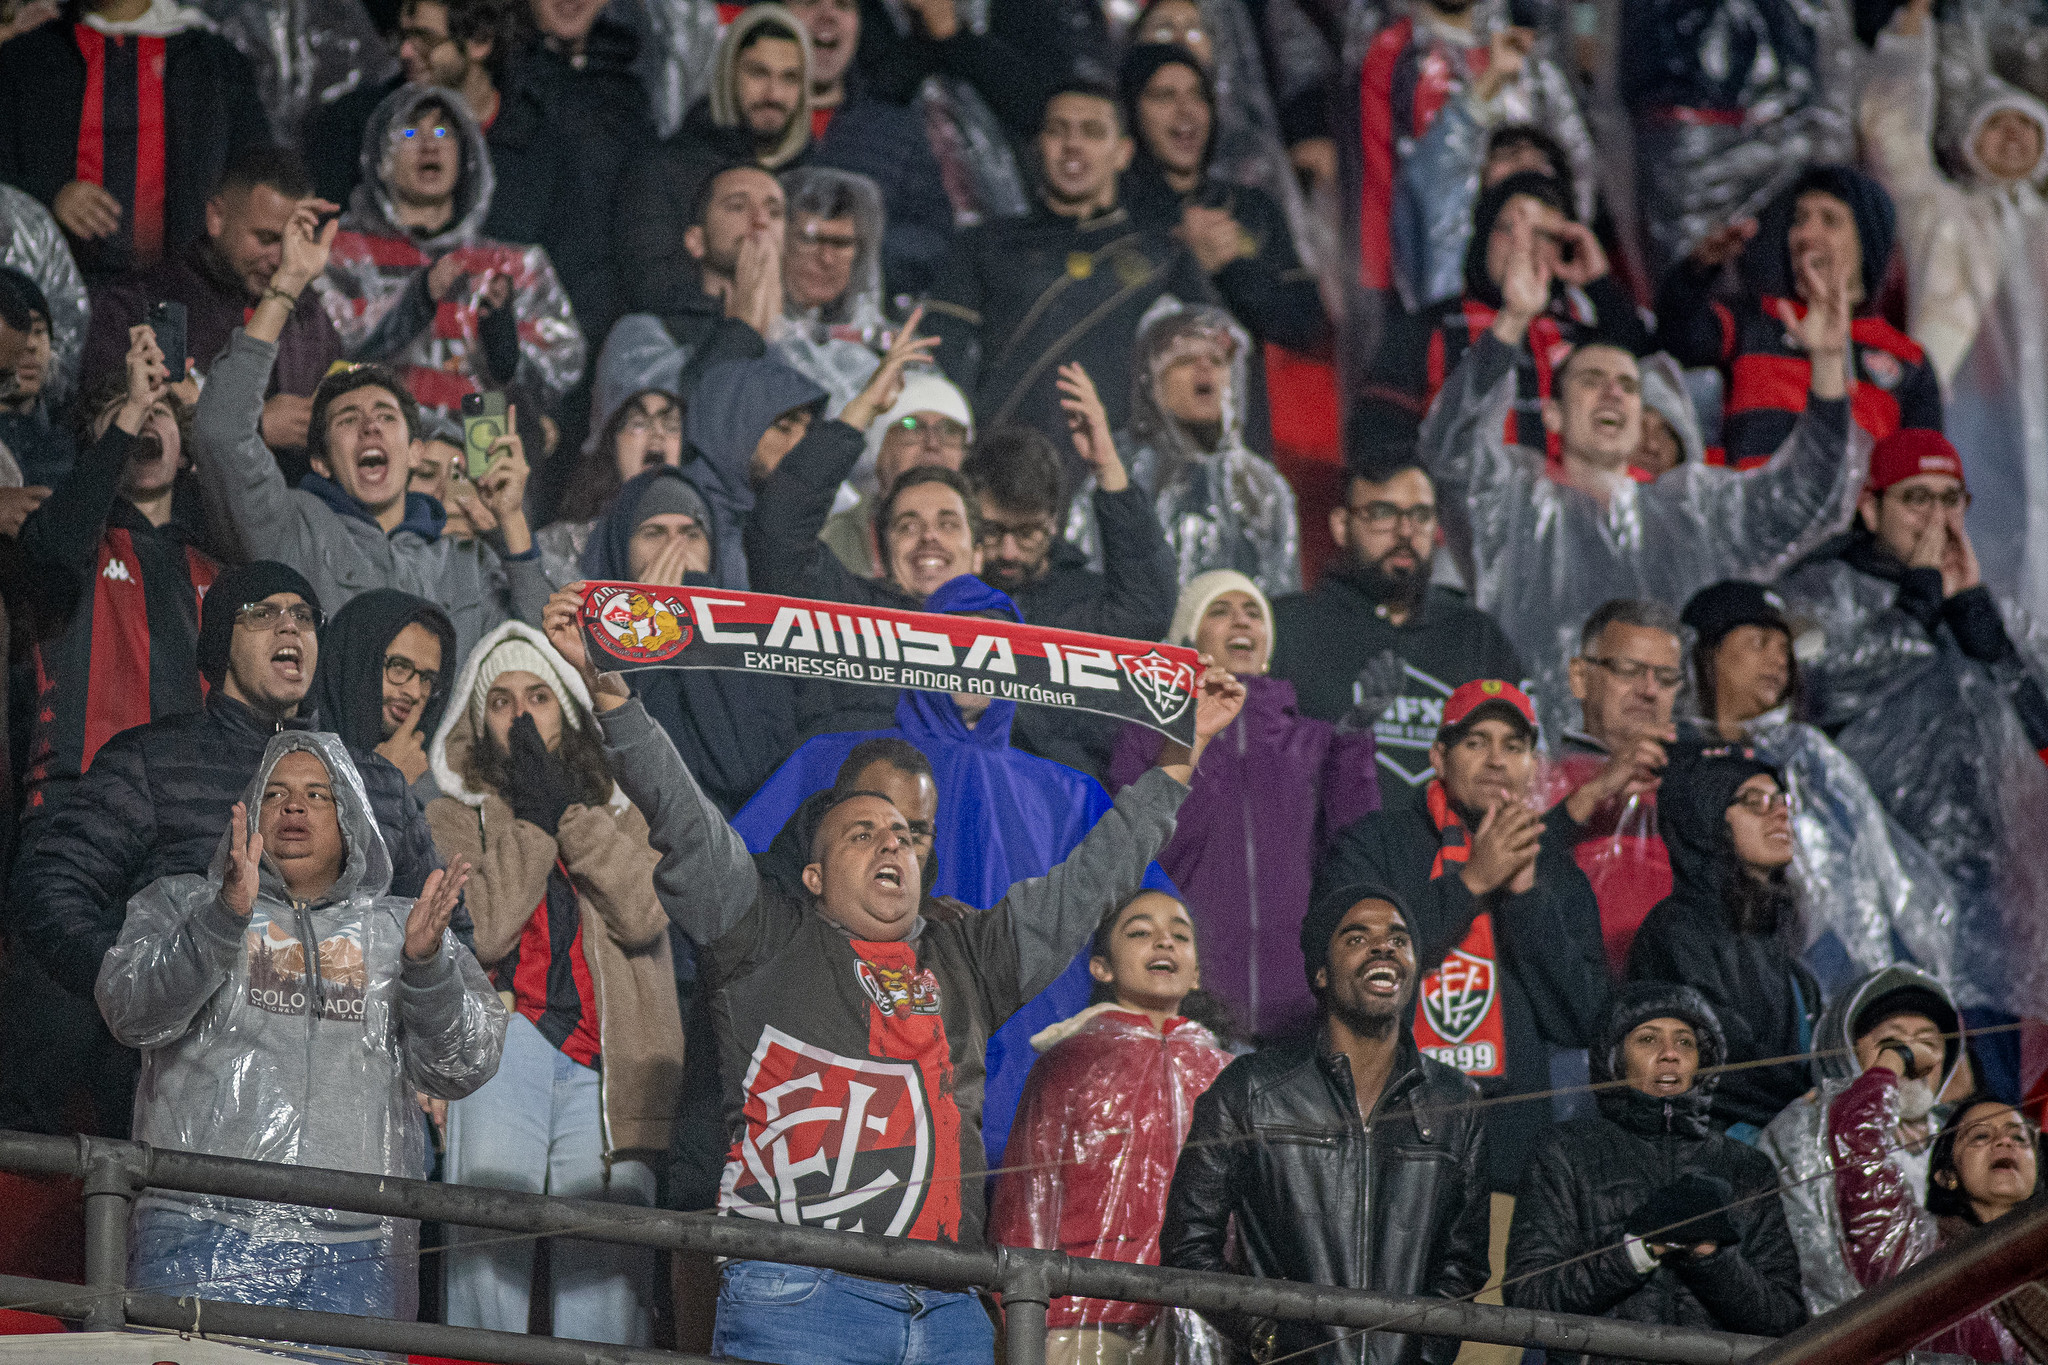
[1831,1028,2048,1361]
[1505,983,1807,1356]
[1626,748,1823,1138]
[1779,426,2048,1102]
[533,579,1243,1365]
[422,621,683,1347]
[1315,679,1609,1193]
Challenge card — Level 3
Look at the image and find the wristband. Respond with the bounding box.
[262,285,302,308]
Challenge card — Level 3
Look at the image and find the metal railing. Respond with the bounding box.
[0,1127,1775,1365]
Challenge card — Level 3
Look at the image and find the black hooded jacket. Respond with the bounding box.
[1651,165,1940,466]
[1625,747,1821,1132]
[1314,785,1610,1190]
[1504,982,1808,1357]
[306,590,459,788]
[583,466,796,815]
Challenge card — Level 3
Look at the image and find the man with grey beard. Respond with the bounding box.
[1759,966,1967,1315]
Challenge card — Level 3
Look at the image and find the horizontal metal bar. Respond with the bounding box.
[0,1272,737,1365]
[0,1130,1765,1365]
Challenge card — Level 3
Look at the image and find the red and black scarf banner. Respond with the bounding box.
[577,582,1203,746]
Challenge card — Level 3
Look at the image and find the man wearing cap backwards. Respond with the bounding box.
[1422,198,1864,740]
[1161,885,1492,1365]
[1314,680,1609,1195]
[1779,426,2048,1100]
[1759,964,1968,1315]
[539,582,1243,1365]
[8,560,450,1138]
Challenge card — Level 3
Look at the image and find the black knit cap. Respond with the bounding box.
[1681,580,1794,655]
[1741,164,1897,306]
[198,560,323,686]
[1852,984,1958,1046]
[1299,879,1410,986]
[0,265,50,332]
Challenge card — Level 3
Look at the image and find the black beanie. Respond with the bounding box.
[1852,985,1958,1045]
[1463,169,1570,306]
[199,561,322,686]
[1741,164,1897,307]
[1300,879,1410,987]
[0,265,50,333]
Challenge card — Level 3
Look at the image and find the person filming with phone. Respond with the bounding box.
[191,193,551,664]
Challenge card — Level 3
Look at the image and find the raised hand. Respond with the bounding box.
[1689,218,1758,271]
[117,324,169,434]
[1545,212,1610,288]
[1943,517,1982,598]
[1490,204,1552,346]
[222,802,266,919]
[427,252,466,304]
[1177,204,1250,274]
[1781,253,1851,400]
[1191,661,1248,741]
[1472,26,1533,102]
[1057,361,1127,492]
[728,226,785,336]
[1461,800,1543,898]
[842,305,941,431]
[274,197,340,295]
[544,583,595,680]
[404,859,471,962]
[375,699,431,785]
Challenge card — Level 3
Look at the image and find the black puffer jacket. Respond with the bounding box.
[1504,982,1808,1360]
[9,693,447,998]
[1161,1031,1493,1365]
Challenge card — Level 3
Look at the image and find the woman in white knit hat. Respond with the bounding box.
[424,621,684,1346]
[1109,570,1381,1041]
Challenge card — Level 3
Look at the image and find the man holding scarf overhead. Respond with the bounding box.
[1314,679,1609,1193]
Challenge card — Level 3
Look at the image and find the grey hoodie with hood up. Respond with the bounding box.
[1756,963,1963,1316]
[97,732,504,1258]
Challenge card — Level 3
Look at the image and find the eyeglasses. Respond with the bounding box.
[1889,486,1971,512]
[1583,655,1684,690]
[1729,789,1792,815]
[977,517,1055,553]
[384,655,440,693]
[235,601,323,632]
[620,410,683,437]
[892,415,968,448]
[1344,501,1437,532]
[1141,22,1207,45]
[791,230,859,255]
[396,26,452,51]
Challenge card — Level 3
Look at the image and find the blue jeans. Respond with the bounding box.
[713,1260,995,1365]
[442,1011,658,1345]
[131,1204,399,1318]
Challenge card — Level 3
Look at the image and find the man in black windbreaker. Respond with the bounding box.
[1161,882,1491,1365]
[1313,679,1610,1193]
[7,560,449,1136]
[1505,982,1807,1361]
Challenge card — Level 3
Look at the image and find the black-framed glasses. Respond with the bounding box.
[383,655,440,693]
[235,601,323,632]
[1584,655,1683,690]
[1729,788,1792,815]
[1345,501,1436,532]
[977,517,1055,552]
[1888,486,1971,512]
[620,410,683,437]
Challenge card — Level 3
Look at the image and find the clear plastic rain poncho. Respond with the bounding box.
[1618,0,1861,273]
[987,1004,1232,1365]
[0,184,88,406]
[871,0,1032,227]
[1757,964,1963,1318]
[95,731,505,1319]
[1775,555,2048,1026]
[1419,333,1866,744]
[1064,299,1300,595]
[1862,16,2048,628]
[1740,709,1960,996]
[197,0,397,138]
[772,167,885,419]
[629,0,726,139]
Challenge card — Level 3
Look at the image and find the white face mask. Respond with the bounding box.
[1898,1074,1940,1122]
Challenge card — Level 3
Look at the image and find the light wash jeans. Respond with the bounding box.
[442,1011,657,1344]
[713,1260,996,1365]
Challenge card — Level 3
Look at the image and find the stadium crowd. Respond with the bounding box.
[3,0,2048,1357]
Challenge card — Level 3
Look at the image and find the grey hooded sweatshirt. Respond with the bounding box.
[97,731,505,1247]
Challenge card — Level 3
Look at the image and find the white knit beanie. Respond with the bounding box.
[467,630,589,733]
[1170,569,1274,674]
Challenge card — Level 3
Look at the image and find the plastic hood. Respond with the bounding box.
[217,730,393,904]
[350,82,496,250]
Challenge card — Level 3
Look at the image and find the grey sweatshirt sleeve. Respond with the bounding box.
[596,697,762,944]
[190,329,298,563]
[993,767,1189,1005]
[397,929,508,1100]
[95,877,246,1049]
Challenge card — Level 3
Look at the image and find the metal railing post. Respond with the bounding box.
[79,1138,141,1331]
[999,1247,1060,1365]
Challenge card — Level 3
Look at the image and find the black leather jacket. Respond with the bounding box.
[1161,1030,1493,1365]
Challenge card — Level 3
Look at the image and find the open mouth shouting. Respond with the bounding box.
[270,641,307,686]
[351,441,398,500]
[1356,957,1406,998]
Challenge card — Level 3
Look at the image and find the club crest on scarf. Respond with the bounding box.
[1419,946,1496,1045]
[1122,649,1195,728]
[587,584,693,664]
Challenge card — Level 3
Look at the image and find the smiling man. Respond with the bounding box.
[1315,679,1609,1194]
[195,186,552,665]
[539,581,1242,1365]
[925,80,1216,459]
[1504,982,1807,1345]
[1162,884,1493,1365]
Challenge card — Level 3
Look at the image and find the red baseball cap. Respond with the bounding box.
[1867,429,1965,494]
[1440,679,1539,737]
